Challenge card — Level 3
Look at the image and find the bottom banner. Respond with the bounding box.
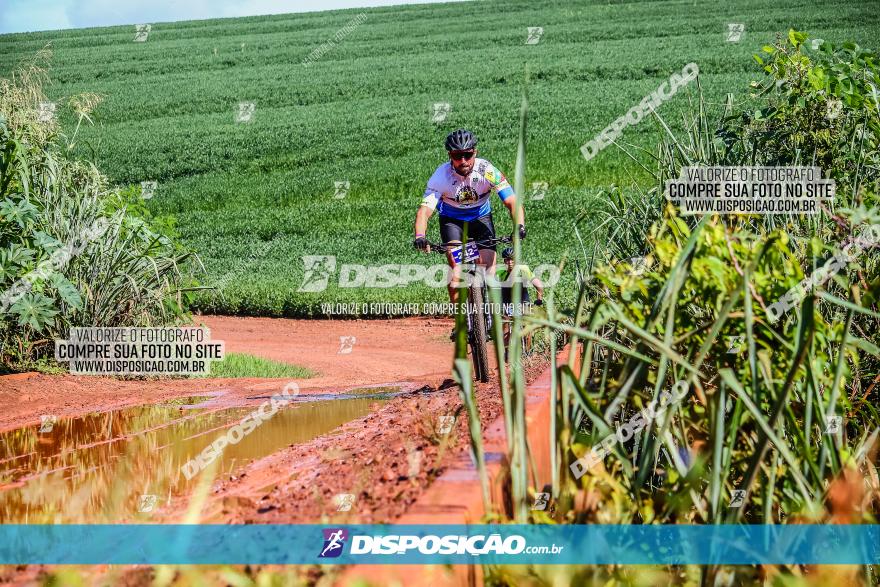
[1,524,878,565]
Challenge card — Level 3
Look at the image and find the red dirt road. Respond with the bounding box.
[194,315,457,390]
[0,315,547,586]
[0,316,455,433]
[0,315,547,525]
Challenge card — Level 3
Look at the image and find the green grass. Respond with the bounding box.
[0,0,876,316]
[0,357,67,375]
[207,352,316,378]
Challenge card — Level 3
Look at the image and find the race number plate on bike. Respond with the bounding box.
[450,242,480,264]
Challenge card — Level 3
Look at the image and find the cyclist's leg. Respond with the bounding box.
[445,250,462,304]
[475,213,497,277]
[523,302,533,352]
[439,215,463,304]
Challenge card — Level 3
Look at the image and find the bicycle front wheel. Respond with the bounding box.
[469,283,490,383]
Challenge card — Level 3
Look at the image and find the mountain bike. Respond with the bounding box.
[428,235,512,382]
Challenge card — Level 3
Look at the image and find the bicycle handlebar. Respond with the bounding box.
[425,235,513,254]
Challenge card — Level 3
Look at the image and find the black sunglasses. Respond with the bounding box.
[449,151,476,161]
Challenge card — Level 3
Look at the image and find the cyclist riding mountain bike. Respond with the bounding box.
[412,129,526,305]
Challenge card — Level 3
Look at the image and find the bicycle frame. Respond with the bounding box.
[427,235,512,382]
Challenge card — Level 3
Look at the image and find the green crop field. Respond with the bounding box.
[1,0,876,317]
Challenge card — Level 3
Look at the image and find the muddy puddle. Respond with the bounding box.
[249,385,410,403]
[0,390,395,523]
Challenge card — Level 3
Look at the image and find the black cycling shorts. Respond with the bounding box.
[439,214,497,250]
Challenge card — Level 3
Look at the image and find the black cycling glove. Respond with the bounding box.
[413,236,429,251]
[518,224,527,241]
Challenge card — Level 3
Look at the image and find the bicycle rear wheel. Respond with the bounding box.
[469,283,490,383]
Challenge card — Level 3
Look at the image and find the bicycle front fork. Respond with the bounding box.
[465,286,492,339]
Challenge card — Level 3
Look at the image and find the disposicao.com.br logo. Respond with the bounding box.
[317,528,564,558]
[298,255,561,292]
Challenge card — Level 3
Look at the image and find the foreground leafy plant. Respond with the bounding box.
[0,50,200,369]
[476,31,880,587]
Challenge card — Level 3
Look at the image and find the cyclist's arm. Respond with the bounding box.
[531,276,544,301]
[502,194,525,226]
[483,162,524,227]
[414,205,433,238]
[519,265,541,298]
[415,189,440,238]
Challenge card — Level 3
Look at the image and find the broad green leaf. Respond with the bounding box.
[0,197,38,228]
[3,244,35,268]
[788,29,807,47]
[33,230,62,252]
[48,272,83,310]
[9,292,59,332]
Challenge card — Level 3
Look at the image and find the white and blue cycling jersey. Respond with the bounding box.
[420,158,514,221]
